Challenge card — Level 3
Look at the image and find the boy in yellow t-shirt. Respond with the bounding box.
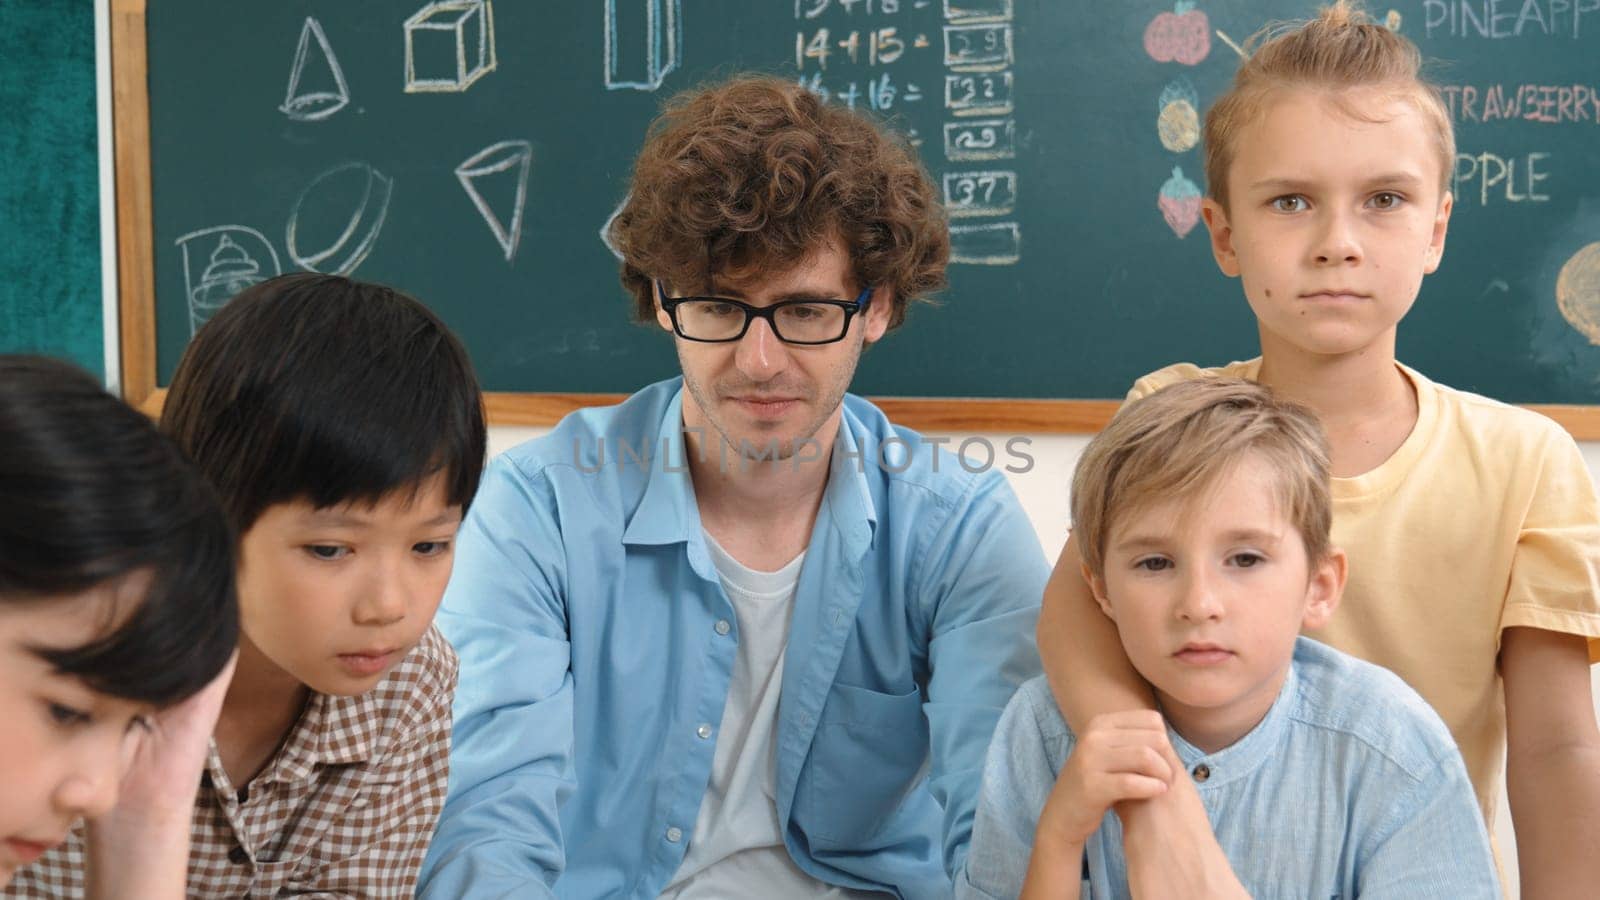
[1035,3,1600,896]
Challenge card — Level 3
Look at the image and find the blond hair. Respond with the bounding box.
[1203,0,1455,210]
[1072,378,1332,577]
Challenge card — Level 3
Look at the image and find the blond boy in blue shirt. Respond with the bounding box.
[1036,3,1600,895]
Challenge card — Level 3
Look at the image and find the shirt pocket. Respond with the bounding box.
[801,681,927,847]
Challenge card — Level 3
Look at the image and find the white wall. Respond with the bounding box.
[486,425,1600,895]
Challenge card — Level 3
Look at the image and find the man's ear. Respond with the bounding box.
[1080,561,1116,621]
[1423,190,1453,275]
[1301,547,1347,631]
[1201,198,1240,278]
[862,287,892,344]
[654,285,675,333]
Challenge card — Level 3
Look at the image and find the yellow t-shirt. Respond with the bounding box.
[1127,359,1600,835]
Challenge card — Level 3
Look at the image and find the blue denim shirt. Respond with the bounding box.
[959,638,1500,900]
[419,379,1048,899]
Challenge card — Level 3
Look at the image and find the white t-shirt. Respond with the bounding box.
[660,534,878,899]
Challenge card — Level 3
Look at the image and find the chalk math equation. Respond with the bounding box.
[792,0,1022,266]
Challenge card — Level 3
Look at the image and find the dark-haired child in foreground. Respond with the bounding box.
[960,378,1498,898]
[0,355,237,897]
[6,274,486,897]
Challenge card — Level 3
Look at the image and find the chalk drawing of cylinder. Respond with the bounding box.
[175,226,282,335]
[405,1,496,93]
[605,0,680,91]
[286,162,394,276]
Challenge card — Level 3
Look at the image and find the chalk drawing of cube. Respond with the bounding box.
[605,0,681,91]
[404,1,496,93]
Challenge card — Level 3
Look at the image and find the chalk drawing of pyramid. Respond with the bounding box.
[281,18,350,121]
[455,140,532,262]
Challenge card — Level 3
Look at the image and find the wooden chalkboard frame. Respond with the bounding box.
[109,0,1600,439]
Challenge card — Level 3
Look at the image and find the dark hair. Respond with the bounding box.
[161,274,487,532]
[609,73,949,330]
[0,355,238,706]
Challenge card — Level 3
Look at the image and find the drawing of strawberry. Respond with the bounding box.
[1144,2,1211,66]
[1159,166,1202,238]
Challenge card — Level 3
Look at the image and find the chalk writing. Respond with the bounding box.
[944,0,1012,23]
[1451,150,1553,204]
[944,118,1015,160]
[1423,0,1598,39]
[943,170,1018,216]
[943,23,1011,70]
[1440,82,1600,123]
[945,71,1012,116]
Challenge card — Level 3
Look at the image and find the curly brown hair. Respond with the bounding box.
[609,74,948,331]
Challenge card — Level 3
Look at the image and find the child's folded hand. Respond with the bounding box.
[1037,709,1175,851]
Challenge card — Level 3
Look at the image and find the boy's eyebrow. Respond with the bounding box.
[1113,527,1284,552]
[1248,173,1426,193]
[300,509,463,527]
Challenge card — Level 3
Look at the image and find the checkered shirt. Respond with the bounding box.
[6,625,457,899]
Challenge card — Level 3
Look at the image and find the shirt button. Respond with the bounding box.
[228,845,249,864]
[696,723,713,739]
[714,619,731,636]
[1192,763,1211,783]
[665,826,683,843]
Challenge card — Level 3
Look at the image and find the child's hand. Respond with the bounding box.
[1037,710,1175,849]
[83,652,236,899]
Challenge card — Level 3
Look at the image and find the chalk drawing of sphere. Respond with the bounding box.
[286,161,394,276]
[1557,242,1600,345]
[1158,100,1200,153]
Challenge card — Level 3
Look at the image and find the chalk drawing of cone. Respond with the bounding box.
[281,18,350,121]
[286,162,394,276]
[456,140,532,262]
[176,226,282,336]
[1158,166,1202,239]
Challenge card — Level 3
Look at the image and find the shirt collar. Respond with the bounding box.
[1165,661,1298,791]
[208,687,383,794]
[620,386,702,550]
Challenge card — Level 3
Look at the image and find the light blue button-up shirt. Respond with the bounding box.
[419,379,1048,900]
[959,638,1499,900]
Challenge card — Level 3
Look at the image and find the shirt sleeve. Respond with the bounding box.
[288,636,457,897]
[1353,744,1500,898]
[956,681,1070,900]
[915,468,1050,877]
[1497,421,1600,663]
[417,456,576,900]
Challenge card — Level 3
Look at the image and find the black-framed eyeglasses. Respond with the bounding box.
[656,281,873,345]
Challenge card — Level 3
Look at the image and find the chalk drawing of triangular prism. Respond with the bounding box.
[281,18,350,121]
[455,140,532,261]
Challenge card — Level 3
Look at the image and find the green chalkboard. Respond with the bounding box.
[1,0,103,379]
[143,0,1600,405]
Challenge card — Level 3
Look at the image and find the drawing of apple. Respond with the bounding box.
[1144,2,1211,66]
[1159,166,1203,238]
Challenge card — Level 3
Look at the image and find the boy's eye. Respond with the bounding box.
[1134,557,1172,572]
[1229,552,1265,568]
[1367,191,1404,210]
[47,702,92,727]
[305,544,350,561]
[413,540,452,557]
[1270,195,1308,213]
